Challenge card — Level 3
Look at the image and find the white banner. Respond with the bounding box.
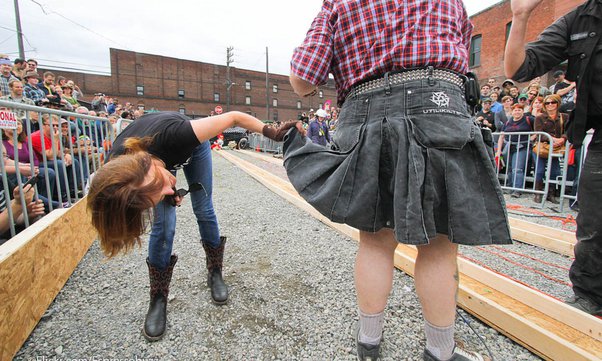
[0,109,18,129]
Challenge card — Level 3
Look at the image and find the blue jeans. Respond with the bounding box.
[507,145,529,189]
[45,158,82,200]
[533,154,560,183]
[148,141,220,270]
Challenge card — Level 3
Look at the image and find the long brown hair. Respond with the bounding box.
[87,136,163,257]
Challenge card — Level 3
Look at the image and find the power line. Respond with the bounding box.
[28,0,130,50]
[0,24,37,52]
[0,34,14,46]
[36,58,110,69]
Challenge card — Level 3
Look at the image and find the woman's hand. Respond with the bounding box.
[63,153,73,166]
[26,199,45,219]
[553,137,566,147]
[14,184,35,205]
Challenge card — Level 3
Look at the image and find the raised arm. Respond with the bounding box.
[504,0,544,77]
[190,111,304,143]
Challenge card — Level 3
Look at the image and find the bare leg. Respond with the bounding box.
[355,228,398,313]
[415,234,459,326]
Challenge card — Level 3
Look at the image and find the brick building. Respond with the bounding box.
[468,0,585,88]
[42,48,337,121]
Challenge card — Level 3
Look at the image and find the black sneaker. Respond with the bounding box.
[511,191,522,198]
[423,342,488,361]
[566,295,602,316]
[354,324,381,361]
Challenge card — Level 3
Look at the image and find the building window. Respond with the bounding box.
[273,84,278,93]
[136,85,144,96]
[319,90,323,98]
[273,110,278,121]
[179,106,186,114]
[245,96,251,105]
[273,98,278,107]
[245,81,251,90]
[319,103,323,110]
[469,35,482,67]
[214,93,220,102]
[178,89,185,99]
[297,100,302,109]
[505,22,512,45]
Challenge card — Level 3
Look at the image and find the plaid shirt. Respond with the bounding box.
[0,74,17,97]
[291,0,473,104]
[23,83,46,103]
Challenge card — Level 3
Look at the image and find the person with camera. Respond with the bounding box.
[505,0,602,316]
[0,182,45,245]
[475,97,496,132]
[87,111,303,341]
[286,1,511,360]
[92,93,108,113]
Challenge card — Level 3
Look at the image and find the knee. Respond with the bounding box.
[359,229,397,252]
[417,235,458,261]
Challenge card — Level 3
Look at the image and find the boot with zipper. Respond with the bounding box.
[143,255,177,341]
[202,236,229,305]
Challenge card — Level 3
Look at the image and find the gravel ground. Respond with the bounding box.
[13,152,543,360]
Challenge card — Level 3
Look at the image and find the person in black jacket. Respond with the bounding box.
[505,0,602,316]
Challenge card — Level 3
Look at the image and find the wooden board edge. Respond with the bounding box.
[0,198,97,360]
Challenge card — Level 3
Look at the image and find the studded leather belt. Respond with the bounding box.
[347,68,466,99]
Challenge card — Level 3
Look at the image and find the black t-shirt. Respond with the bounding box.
[109,112,201,170]
[476,110,496,131]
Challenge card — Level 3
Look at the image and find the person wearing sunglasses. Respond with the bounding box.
[531,94,568,203]
[87,111,302,342]
[506,0,602,316]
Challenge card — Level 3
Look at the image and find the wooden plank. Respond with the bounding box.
[0,199,97,361]
[236,149,578,257]
[235,149,285,166]
[219,150,602,361]
[392,245,599,361]
[508,217,576,245]
[509,227,575,257]
[457,253,602,342]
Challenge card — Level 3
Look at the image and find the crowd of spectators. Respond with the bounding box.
[479,75,577,206]
[0,54,143,244]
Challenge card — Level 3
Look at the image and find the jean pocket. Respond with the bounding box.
[406,87,474,149]
[331,100,367,153]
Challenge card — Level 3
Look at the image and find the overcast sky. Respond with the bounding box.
[1,0,502,76]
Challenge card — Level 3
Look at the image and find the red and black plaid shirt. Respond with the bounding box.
[291,0,473,105]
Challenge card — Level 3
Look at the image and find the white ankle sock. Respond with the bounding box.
[358,309,384,345]
[425,320,455,360]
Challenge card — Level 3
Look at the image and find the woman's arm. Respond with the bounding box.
[190,111,304,143]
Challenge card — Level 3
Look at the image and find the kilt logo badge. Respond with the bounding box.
[429,92,450,107]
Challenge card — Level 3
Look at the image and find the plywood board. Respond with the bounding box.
[0,198,97,361]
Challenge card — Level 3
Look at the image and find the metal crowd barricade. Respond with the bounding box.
[493,132,552,208]
[557,129,593,211]
[0,100,120,240]
[247,133,283,154]
[492,130,565,209]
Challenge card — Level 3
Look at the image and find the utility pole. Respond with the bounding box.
[265,46,269,121]
[226,46,234,112]
[13,0,25,59]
